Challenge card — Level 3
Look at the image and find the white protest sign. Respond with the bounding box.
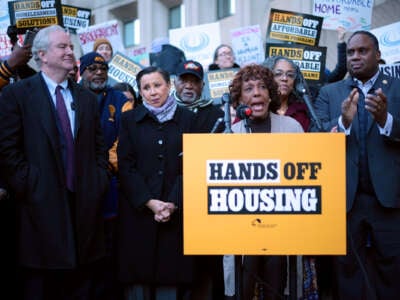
[231,25,264,66]
[372,22,400,64]
[313,0,374,31]
[169,22,221,70]
[77,20,124,55]
[125,45,149,67]
[0,0,12,59]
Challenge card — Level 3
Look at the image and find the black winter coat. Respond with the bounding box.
[0,73,109,268]
[117,104,196,284]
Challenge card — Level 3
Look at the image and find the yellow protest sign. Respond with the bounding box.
[183,133,346,255]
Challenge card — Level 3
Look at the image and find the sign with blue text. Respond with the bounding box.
[313,0,374,31]
[8,0,64,33]
[183,133,346,255]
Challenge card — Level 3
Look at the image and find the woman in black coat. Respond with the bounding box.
[117,66,197,299]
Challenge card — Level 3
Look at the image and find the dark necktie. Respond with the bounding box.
[55,85,75,191]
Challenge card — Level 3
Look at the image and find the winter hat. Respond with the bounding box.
[93,38,113,53]
[79,51,108,74]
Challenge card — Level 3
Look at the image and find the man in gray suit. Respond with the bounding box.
[0,25,109,299]
[312,31,400,299]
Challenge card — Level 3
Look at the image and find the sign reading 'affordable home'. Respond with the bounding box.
[183,133,346,255]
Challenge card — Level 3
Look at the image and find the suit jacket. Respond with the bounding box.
[0,72,109,269]
[311,73,400,211]
[193,103,225,133]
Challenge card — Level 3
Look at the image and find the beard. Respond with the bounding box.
[87,80,107,92]
[180,92,200,104]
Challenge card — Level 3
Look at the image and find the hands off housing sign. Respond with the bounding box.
[62,5,91,33]
[107,52,143,92]
[183,133,346,255]
[203,68,239,104]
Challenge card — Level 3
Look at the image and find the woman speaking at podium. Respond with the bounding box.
[226,64,303,300]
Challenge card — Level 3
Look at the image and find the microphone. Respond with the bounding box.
[296,82,322,131]
[236,104,252,120]
[210,117,223,133]
[236,104,252,133]
[71,102,76,111]
[221,93,233,133]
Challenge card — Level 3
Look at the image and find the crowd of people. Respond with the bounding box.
[0,23,399,300]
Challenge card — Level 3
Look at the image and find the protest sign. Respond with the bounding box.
[107,51,143,92]
[203,68,239,105]
[266,9,323,47]
[169,22,221,69]
[125,45,149,67]
[8,0,63,33]
[266,43,327,85]
[231,25,265,66]
[0,0,13,60]
[371,22,400,64]
[62,4,90,33]
[183,133,346,255]
[379,62,400,79]
[313,0,374,31]
[77,20,124,55]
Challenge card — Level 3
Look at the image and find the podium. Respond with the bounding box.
[183,133,346,299]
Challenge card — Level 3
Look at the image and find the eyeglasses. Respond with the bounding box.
[86,65,108,73]
[218,51,233,57]
[273,70,296,79]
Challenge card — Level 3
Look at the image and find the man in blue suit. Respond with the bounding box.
[312,31,400,299]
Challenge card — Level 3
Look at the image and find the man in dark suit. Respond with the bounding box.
[0,25,109,300]
[312,31,400,299]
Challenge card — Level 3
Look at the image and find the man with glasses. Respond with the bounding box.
[79,51,128,159]
[79,51,128,300]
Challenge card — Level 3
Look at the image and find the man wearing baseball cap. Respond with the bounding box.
[173,60,225,299]
[173,60,224,133]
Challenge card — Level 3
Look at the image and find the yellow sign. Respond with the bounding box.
[183,133,346,255]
